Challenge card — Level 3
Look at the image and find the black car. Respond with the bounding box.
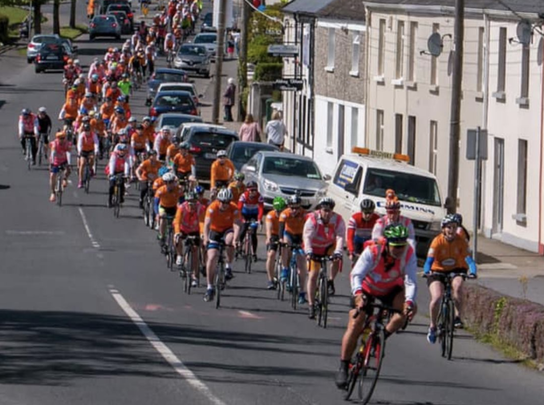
[150,90,199,118]
[200,12,216,32]
[178,124,238,181]
[106,3,134,28]
[225,141,280,171]
[107,10,131,34]
[146,68,188,105]
[89,14,121,40]
[34,43,68,73]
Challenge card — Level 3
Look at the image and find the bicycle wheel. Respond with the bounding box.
[445,299,455,360]
[37,138,43,166]
[276,255,284,301]
[321,274,329,328]
[143,198,150,226]
[113,185,120,218]
[215,263,223,309]
[56,173,63,207]
[358,329,386,404]
[290,263,298,310]
[344,351,363,400]
[244,235,252,274]
[84,163,91,194]
[184,248,193,294]
[438,300,447,357]
[167,228,175,271]
[26,138,32,170]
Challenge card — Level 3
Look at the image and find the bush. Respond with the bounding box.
[247,34,281,65]
[254,62,283,82]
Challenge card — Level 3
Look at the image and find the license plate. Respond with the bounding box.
[204,153,215,159]
[46,56,58,60]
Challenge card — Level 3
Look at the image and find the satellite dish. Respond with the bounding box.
[516,20,532,46]
[427,32,443,57]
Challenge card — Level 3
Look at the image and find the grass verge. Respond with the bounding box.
[0,6,27,25]
[60,24,87,40]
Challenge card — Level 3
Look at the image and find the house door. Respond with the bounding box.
[492,138,505,234]
[337,105,345,159]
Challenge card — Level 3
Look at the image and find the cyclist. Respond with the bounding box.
[131,124,149,163]
[303,197,345,319]
[76,122,99,188]
[174,191,205,286]
[118,73,132,102]
[228,171,246,203]
[135,150,160,208]
[164,31,176,58]
[106,143,130,208]
[88,74,102,100]
[347,199,380,263]
[452,213,470,243]
[110,107,128,137]
[265,196,286,290]
[237,181,264,261]
[424,214,477,343]
[36,107,52,161]
[335,224,418,389]
[279,194,308,303]
[154,126,172,161]
[155,172,184,252]
[166,135,181,167]
[114,95,131,119]
[202,188,242,302]
[142,116,156,148]
[18,108,38,164]
[49,131,72,202]
[372,189,416,251]
[172,142,196,184]
[100,97,115,128]
[210,150,235,191]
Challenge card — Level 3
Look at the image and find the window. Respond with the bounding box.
[497,27,507,93]
[376,109,384,150]
[327,28,335,70]
[429,121,438,174]
[407,116,416,165]
[430,23,439,86]
[378,19,386,75]
[408,22,418,82]
[351,32,361,75]
[351,107,359,148]
[517,139,528,216]
[520,44,530,99]
[395,114,403,154]
[396,21,405,79]
[326,102,334,148]
[477,27,484,92]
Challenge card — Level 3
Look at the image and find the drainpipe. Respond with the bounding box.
[480,12,490,238]
[364,6,371,148]
[540,37,544,254]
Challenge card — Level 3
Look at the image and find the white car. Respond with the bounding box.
[157,82,202,114]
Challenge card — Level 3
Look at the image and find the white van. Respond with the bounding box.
[327,147,446,257]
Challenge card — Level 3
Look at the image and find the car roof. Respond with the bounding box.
[258,151,316,162]
[155,67,186,74]
[32,34,60,40]
[185,124,237,135]
[158,82,196,89]
[108,10,127,15]
[158,113,199,118]
[341,153,437,179]
[182,123,226,130]
[229,141,278,150]
[155,90,192,97]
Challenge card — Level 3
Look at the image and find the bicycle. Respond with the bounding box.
[55,164,67,207]
[111,174,125,218]
[310,255,335,328]
[212,240,227,309]
[163,214,176,271]
[166,48,174,68]
[37,133,47,166]
[344,301,402,403]
[242,219,258,274]
[142,181,156,229]
[180,235,200,294]
[288,244,305,310]
[24,135,34,170]
[82,155,92,194]
[274,242,285,301]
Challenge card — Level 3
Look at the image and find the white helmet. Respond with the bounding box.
[216,150,227,158]
[162,172,177,183]
[217,188,233,202]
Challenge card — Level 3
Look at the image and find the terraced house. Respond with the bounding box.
[281,0,544,254]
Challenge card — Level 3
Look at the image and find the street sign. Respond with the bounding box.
[273,78,304,91]
[267,44,299,57]
[466,129,488,160]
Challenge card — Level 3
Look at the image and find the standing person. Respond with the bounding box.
[265,111,287,150]
[223,78,236,122]
[238,114,262,142]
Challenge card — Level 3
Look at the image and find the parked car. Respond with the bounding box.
[106,3,134,28]
[89,14,121,40]
[26,34,61,63]
[146,67,188,105]
[34,42,69,73]
[149,90,199,117]
[174,44,210,78]
[193,33,219,60]
[200,12,216,32]
[155,113,203,131]
[241,151,329,210]
[157,82,202,114]
[98,0,131,14]
[177,123,238,181]
[107,10,131,34]
[225,141,280,171]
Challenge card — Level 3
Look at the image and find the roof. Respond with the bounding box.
[282,0,336,17]
[315,0,366,21]
[363,0,544,15]
[342,153,437,179]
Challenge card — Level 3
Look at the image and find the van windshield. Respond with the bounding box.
[363,168,442,207]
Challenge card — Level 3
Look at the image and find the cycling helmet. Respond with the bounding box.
[85,92,93,97]
[89,110,96,117]
[21,108,31,116]
[162,172,177,183]
[67,58,73,64]
[81,116,91,122]
[74,79,81,86]
[383,225,409,246]
[55,131,66,138]
[80,107,89,115]
[185,191,197,201]
[75,60,81,66]
[114,107,125,114]
[217,188,233,202]
[116,144,128,152]
[118,128,127,135]
[246,180,258,189]
[233,171,245,181]
[216,150,227,158]
[117,95,126,102]
[142,116,151,122]
[136,124,144,130]
[318,197,335,209]
[38,106,47,113]
[158,166,170,177]
[172,135,181,144]
[451,213,463,226]
[161,126,171,133]
[194,185,205,195]
[148,149,157,156]
[441,214,458,228]
[128,116,137,123]
[360,198,376,212]
[385,198,401,210]
[91,74,99,81]
[288,194,301,206]
[273,196,287,212]
[180,142,190,150]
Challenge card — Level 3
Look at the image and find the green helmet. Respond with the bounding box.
[383,225,409,246]
[272,196,286,211]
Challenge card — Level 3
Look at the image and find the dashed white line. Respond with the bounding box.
[238,310,263,319]
[78,207,100,249]
[5,230,65,235]
[109,288,227,405]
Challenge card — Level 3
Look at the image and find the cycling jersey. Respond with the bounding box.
[100,104,115,122]
[372,215,416,251]
[210,159,235,189]
[106,151,130,176]
[131,132,148,150]
[152,177,164,192]
[58,102,78,121]
[303,211,345,256]
[138,159,160,181]
[228,182,246,203]
[166,144,179,160]
[347,212,380,254]
[155,184,183,208]
[77,131,99,154]
[428,233,470,272]
[265,210,280,236]
[173,152,195,174]
[154,134,171,156]
[205,200,240,233]
[238,190,264,221]
[174,201,205,234]
[50,138,71,166]
[18,113,38,136]
[279,207,306,236]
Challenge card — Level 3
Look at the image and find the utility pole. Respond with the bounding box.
[237,0,250,122]
[212,0,228,124]
[446,0,465,214]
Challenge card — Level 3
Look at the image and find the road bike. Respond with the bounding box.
[82,155,93,194]
[24,135,35,170]
[344,301,402,403]
[163,213,176,271]
[213,240,227,309]
[37,132,48,166]
[288,244,305,310]
[180,234,200,295]
[54,164,67,207]
[311,255,337,328]
[142,181,156,229]
[242,219,258,274]
[111,174,125,218]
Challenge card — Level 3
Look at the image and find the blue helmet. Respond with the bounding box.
[194,185,204,195]
[158,166,170,177]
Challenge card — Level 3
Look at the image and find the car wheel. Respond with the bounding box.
[35,67,41,73]
[203,71,210,79]
[116,35,121,40]
[27,58,32,64]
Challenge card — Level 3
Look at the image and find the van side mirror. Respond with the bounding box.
[244,165,256,172]
[323,174,331,181]
[345,182,358,194]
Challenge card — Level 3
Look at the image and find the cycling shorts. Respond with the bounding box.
[283,231,302,246]
[426,268,467,287]
[308,245,334,271]
[50,162,68,174]
[80,150,94,159]
[207,229,233,250]
[360,285,404,313]
[39,133,49,144]
[215,180,229,189]
[266,235,280,251]
[159,205,177,218]
[177,232,200,245]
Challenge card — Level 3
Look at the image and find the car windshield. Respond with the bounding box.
[192,131,235,148]
[231,145,276,164]
[109,11,126,20]
[194,35,216,44]
[262,157,322,180]
[156,95,192,107]
[362,168,442,206]
[161,86,195,95]
[155,73,184,82]
[180,45,206,56]
[161,116,201,127]
[33,36,58,44]
[94,16,117,24]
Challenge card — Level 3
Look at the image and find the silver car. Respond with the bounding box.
[193,33,219,60]
[26,34,60,63]
[241,151,330,210]
[174,44,210,77]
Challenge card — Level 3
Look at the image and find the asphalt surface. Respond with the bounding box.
[1,4,543,405]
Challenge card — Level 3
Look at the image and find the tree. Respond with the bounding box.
[53,0,60,34]
[69,0,76,28]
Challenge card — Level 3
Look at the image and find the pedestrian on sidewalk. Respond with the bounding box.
[265,111,287,150]
[239,114,262,142]
[223,78,236,122]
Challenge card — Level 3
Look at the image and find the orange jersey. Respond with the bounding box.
[61,102,78,120]
[100,103,115,121]
[143,125,155,143]
[154,184,183,208]
[173,153,195,173]
[152,177,164,192]
[205,200,240,233]
[279,207,306,235]
[266,210,280,236]
[228,182,246,203]
[210,159,235,188]
[428,233,470,272]
[198,197,210,234]
[91,118,106,137]
[138,159,161,181]
[166,144,179,159]
[131,132,148,150]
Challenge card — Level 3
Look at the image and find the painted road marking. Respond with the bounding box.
[238,310,263,320]
[78,207,100,249]
[5,230,65,235]
[110,288,227,405]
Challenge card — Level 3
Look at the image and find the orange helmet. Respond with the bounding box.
[56,131,66,139]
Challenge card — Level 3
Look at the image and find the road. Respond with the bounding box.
[1,8,543,405]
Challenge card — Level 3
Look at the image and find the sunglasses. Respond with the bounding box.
[362,210,374,215]
[321,208,332,212]
[248,188,257,192]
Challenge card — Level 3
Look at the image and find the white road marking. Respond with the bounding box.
[238,310,263,320]
[5,230,65,235]
[78,207,100,249]
[109,288,227,405]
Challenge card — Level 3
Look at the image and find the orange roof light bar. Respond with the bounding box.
[352,146,410,163]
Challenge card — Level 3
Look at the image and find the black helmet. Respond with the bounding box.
[360,198,375,212]
[288,194,301,206]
